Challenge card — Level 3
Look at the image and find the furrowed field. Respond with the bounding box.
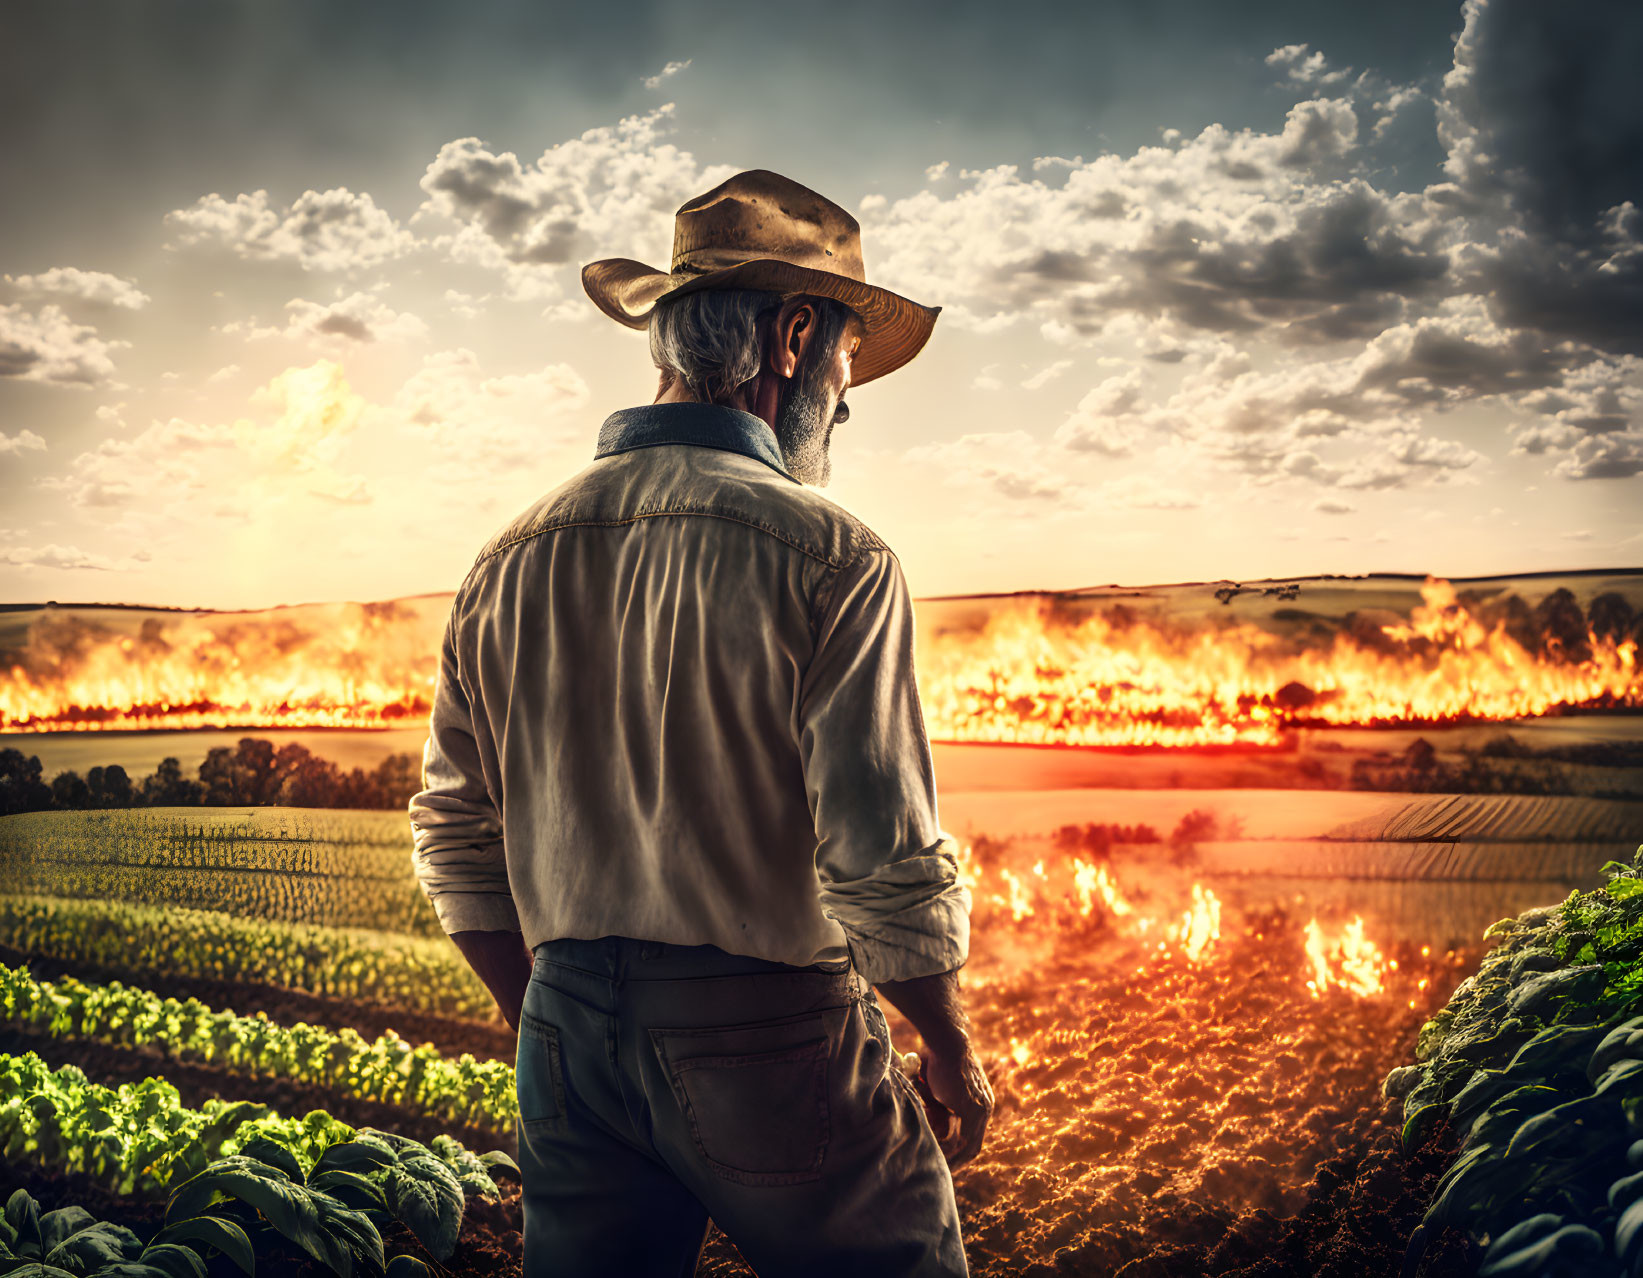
[3,784,1642,1277]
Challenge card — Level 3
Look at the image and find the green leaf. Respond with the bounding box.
[3,1192,40,1257]
[0,1264,79,1277]
[385,1257,432,1278]
[311,1142,396,1177]
[386,1155,463,1263]
[124,1243,209,1278]
[148,1217,255,1276]
[1610,878,1643,901]
[167,1158,352,1278]
[310,1195,383,1278]
[477,1149,519,1177]
[237,1137,305,1186]
[308,1172,388,1214]
[35,1209,96,1258]
[1478,1221,1602,1277]
[43,1220,144,1269]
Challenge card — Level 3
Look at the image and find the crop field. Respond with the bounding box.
[1,573,1639,1274]
[2,791,1640,1276]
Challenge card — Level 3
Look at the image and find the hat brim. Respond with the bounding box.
[581,257,940,387]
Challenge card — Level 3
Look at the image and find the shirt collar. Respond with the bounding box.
[594,402,796,482]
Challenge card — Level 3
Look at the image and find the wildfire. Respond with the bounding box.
[1,577,1634,736]
[961,838,1394,1002]
[1303,917,1389,998]
[918,577,1639,747]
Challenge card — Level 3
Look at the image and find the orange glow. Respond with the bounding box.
[917,577,1638,747]
[1303,916,1388,998]
[2,576,1635,735]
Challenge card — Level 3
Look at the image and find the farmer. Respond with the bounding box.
[408,168,992,1277]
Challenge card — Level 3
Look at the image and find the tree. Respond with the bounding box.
[0,749,53,815]
[372,753,423,810]
[140,756,203,806]
[86,764,133,807]
[50,770,91,809]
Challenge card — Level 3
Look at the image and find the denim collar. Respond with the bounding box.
[595,402,796,482]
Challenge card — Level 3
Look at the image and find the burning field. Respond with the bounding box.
[0,567,1639,1275]
[2,571,1639,739]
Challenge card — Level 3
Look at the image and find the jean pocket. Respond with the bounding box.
[516,1009,569,1136]
[651,1014,833,1186]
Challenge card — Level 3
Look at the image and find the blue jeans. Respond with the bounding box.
[514,936,968,1277]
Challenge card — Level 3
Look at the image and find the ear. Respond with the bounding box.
[769,299,816,379]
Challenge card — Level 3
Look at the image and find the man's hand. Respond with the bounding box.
[450,929,534,1031]
[874,967,995,1169]
[918,1038,995,1168]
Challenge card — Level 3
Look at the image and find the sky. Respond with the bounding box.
[1,0,1640,610]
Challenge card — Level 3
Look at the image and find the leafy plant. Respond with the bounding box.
[0,896,489,1019]
[1386,844,1643,1275]
[0,961,517,1133]
[0,1184,231,1278]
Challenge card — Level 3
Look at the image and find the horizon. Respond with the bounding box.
[2,563,1640,617]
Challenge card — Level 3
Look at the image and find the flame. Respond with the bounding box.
[1166,883,1221,963]
[1303,916,1388,998]
[1071,859,1134,918]
[918,577,1639,747]
[2,576,1634,736]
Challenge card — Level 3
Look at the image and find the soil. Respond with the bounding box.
[692,901,1484,1278]
[2,877,1491,1276]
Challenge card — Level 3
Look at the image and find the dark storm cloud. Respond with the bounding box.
[1440,0,1643,357]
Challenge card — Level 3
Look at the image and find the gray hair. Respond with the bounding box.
[649,288,857,404]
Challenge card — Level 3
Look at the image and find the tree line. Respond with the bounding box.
[0,737,424,816]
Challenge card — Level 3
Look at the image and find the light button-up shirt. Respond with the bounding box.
[407,401,970,985]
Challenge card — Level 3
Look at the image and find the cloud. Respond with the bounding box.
[1021,359,1073,390]
[1098,474,1204,509]
[0,303,128,387]
[414,105,738,301]
[38,360,375,515]
[1054,370,1150,455]
[383,347,590,478]
[1313,498,1355,514]
[219,292,429,345]
[1436,0,1643,357]
[643,59,692,90]
[1265,44,1354,89]
[903,430,1078,504]
[164,188,417,272]
[0,543,125,571]
[5,267,150,309]
[1,429,47,455]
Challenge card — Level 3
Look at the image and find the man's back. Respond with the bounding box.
[410,401,969,986]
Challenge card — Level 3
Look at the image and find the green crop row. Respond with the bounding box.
[1,860,441,939]
[0,1049,518,1275]
[0,808,435,938]
[0,895,491,1021]
[0,961,517,1134]
[1384,843,1643,1278]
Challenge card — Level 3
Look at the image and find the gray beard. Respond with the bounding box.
[773,365,844,487]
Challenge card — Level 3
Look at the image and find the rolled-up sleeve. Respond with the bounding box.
[407,607,521,936]
[797,547,971,985]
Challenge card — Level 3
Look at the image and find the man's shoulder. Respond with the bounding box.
[465,447,891,581]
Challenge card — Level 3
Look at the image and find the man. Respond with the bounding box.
[408,169,993,1277]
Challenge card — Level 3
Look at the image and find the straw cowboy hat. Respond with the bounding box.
[580,169,941,386]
